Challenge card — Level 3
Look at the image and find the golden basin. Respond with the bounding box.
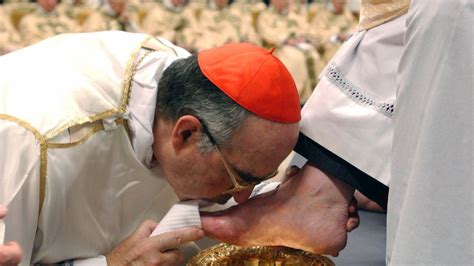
[187,243,334,265]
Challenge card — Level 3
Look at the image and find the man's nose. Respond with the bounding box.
[232,187,254,204]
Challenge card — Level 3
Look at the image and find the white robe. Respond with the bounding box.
[298,12,406,208]
[300,13,406,187]
[387,0,473,264]
[0,31,191,264]
[300,0,473,264]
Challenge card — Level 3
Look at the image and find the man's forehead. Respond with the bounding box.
[224,117,298,179]
[228,146,280,182]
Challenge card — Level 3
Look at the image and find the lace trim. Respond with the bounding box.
[326,64,395,117]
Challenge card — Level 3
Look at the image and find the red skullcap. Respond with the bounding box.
[197,43,301,123]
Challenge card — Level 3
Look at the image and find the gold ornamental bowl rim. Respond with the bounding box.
[187,243,334,265]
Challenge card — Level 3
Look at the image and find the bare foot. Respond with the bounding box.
[201,163,356,256]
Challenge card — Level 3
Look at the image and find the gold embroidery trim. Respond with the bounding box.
[119,36,154,113]
[44,109,117,140]
[1,35,163,215]
[48,118,128,149]
[0,114,131,216]
[155,38,179,56]
[0,114,44,141]
[44,36,155,140]
[1,37,156,215]
[47,123,105,149]
[39,144,47,214]
[0,114,47,214]
[119,49,154,114]
[358,0,410,30]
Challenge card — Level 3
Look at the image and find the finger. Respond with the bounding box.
[130,219,159,241]
[0,205,7,219]
[154,227,204,251]
[0,242,22,264]
[153,249,184,266]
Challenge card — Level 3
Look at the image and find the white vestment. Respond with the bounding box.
[300,0,473,264]
[298,11,407,208]
[300,13,406,187]
[387,0,473,264]
[0,31,191,264]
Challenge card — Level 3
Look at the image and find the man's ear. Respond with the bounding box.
[171,115,202,153]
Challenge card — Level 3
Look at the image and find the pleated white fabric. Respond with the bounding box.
[150,200,203,237]
[149,200,216,263]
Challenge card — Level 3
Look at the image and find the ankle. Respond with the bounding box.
[305,163,355,204]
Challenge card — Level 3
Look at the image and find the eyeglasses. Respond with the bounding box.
[199,119,279,194]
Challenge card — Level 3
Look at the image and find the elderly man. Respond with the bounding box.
[0,31,302,264]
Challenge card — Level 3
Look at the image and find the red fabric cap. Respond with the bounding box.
[197,43,301,123]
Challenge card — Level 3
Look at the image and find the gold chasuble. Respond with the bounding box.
[0,31,187,264]
[358,0,410,30]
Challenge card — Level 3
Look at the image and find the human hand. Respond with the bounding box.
[0,205,22,266]
[106,220,204,266]
[201,163,357,256]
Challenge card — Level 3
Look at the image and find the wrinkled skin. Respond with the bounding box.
[201,163,359,256]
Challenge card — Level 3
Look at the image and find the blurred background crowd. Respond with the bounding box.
[0,0,360,103]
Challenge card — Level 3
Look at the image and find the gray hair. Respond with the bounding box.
[156,54,249,152]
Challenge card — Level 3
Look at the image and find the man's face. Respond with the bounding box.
[171,0,186,7]
[271,0,289,13]
[332,0,346,14]
[214,0,229,9]
[154,115,299,204]
[109,0,127,15]
[38,0,58,12]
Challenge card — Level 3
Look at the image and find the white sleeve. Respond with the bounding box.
[387,0,473,263]
[0,119,42,265]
